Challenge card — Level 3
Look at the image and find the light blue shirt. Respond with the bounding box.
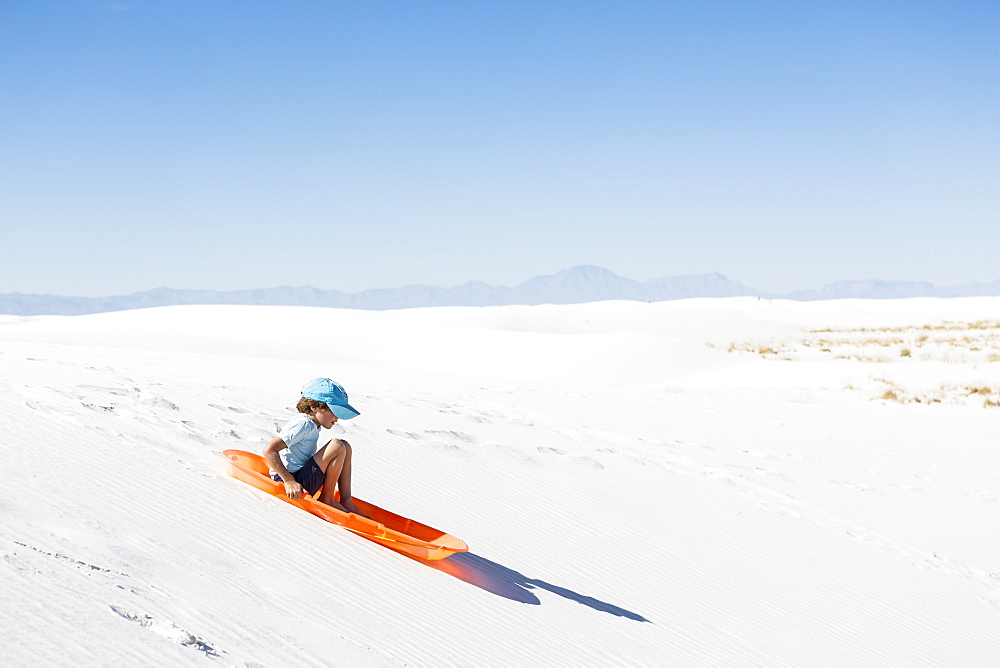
[277,414,320,473]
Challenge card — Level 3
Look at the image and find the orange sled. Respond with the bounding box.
[222,449,468,561]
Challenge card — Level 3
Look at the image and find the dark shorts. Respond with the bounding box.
[273,457,325,495]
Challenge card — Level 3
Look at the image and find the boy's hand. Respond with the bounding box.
[283,480,304,499]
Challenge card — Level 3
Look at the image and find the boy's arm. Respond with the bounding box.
[262,437,304,499]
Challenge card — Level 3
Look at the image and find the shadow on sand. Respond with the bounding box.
[405,551,650,622]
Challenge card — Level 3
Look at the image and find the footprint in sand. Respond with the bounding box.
[82,403,117,413]
[110,606,220,657]
[141,396,180,411]
[208,403,249,414]
[895,484,926,493]
[572,456,605,469]
[386,428,421,440]
[832,480,877,493]
[742,449,777,460]
[425,429,482,444]
[385,428,482,445]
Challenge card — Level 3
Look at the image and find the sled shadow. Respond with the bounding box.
[405,551,650,622]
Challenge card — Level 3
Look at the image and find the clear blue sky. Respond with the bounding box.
[2,0,998,296]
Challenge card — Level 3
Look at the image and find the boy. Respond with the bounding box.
[262,378,364,516]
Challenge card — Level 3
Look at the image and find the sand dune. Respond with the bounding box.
[2,297,1000,664]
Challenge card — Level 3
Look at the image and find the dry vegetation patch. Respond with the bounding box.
[725,320,1000,407]
[871,379,1000,408]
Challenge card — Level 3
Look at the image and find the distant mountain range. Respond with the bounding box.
[2,266,999,316]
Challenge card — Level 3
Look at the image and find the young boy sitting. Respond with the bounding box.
[262,378,364,516]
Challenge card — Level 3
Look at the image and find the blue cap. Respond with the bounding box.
[301,378,360,419]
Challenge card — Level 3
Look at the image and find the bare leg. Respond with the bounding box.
[336,441,364,516]
[314,439,349,512]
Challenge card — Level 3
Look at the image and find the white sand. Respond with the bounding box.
[2,297,1000,665]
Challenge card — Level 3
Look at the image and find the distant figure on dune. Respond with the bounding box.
[262,378,365,516]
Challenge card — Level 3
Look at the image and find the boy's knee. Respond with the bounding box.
[339,439,352,454]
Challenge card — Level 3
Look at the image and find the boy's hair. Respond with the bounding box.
[296,397,329,414]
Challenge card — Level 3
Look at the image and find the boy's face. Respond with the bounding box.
[311,407,338,429]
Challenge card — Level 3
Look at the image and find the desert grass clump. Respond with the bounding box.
[900,348,912,358]
[881,389,901,402]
